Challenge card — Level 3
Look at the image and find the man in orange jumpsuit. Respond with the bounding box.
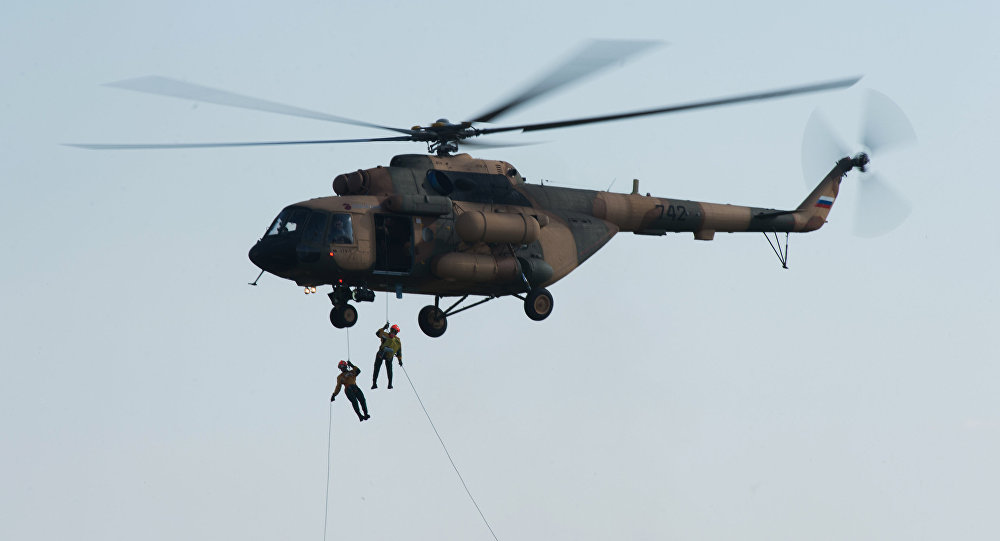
[330,360,370,422]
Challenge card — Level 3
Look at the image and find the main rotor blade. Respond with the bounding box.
[107,76,415,135]
[476,77,862,136]
[470,39,661,123]
[460,139,543,150]
[66,135,414,150]
[860,89,916,155]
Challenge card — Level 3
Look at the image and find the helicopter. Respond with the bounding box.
[72,40,913,338]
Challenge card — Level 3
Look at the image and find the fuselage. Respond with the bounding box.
[248,153,845,296]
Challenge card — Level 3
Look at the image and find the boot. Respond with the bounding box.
[371,383,377,389]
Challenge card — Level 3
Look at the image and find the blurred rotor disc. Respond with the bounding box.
[800,89,917,237]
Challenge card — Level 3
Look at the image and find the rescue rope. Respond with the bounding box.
[384,296,497,539]
[322,398,334,541]
[323,327,349,541]
[345,327,351,361]
[400,365,501,541]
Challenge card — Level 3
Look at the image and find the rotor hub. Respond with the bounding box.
[851,152,870,172]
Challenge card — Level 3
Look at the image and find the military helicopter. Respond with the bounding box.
[72,41,913,337]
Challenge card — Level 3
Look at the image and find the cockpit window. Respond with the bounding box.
[266,207,309,237]
[327,213,355,244]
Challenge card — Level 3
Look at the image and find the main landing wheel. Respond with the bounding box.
[524,288,554,321]
[330,304,358,329]
[418,305,448,338]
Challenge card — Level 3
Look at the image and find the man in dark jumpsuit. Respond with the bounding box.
[372,323,403,390]
[330,360,370,422]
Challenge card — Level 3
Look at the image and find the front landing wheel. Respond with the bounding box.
[418,305,448,338]
[330,304,358,328]
[524,288,554,321]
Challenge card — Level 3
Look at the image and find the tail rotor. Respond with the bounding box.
[861,89,917,155]
[854,170,912,237]
[801,89,916,237]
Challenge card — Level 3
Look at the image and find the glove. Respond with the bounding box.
[397,360,403,367]
[330,394,336,402]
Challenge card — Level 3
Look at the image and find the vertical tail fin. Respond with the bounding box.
[796,156,856,232]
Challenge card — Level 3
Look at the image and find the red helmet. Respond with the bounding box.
[390,324,400,333]
[338,360,348,369]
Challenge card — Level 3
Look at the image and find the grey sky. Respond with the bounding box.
[2,1,998,540]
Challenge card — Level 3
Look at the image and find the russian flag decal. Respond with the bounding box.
[816,195,834,209]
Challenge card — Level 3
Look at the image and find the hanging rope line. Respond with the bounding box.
[323,328,351,541]
[322,401,334,541]
[384,292,390,324]
[400,365,501,541]
[323,327,350,541]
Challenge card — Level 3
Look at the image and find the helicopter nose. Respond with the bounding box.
[248,239,297,274]
[248,244,265,268]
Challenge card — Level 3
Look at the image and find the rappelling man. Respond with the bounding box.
[372,322,403,389]
[331,360,370,422]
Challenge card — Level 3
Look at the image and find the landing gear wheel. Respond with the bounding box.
[329,304,358,328]
[418,305,448,338]
[524,288,554,321]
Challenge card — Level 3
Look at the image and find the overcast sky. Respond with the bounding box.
[2,1,999,540]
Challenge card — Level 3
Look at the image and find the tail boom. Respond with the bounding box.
[592,156,860,239]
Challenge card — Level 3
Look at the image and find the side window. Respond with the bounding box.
[302,211,329,245]
[327,213,355,245]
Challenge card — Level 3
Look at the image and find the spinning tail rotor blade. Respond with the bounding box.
[861,89,917,154]
[801,108,850,186]
[853,171,912,238]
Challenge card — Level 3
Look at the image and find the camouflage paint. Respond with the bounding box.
[250,153,858,297]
